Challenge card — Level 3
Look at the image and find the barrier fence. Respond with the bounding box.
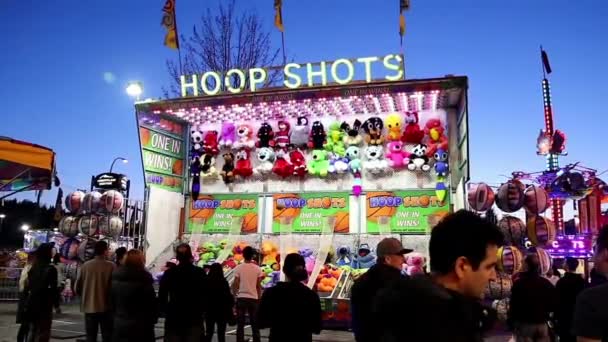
[0,267,22,301]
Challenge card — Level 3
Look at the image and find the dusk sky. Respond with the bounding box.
[2,0,607,215]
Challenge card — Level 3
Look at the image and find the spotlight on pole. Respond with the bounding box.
[126,81,143,100]
[21,224,30,232]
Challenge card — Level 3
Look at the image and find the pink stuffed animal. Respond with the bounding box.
[405,252,426,276]
[385,141,409,169]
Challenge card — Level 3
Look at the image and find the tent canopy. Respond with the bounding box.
[0,137,56,192]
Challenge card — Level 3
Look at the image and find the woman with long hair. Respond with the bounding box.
[205,263,234,342]
[110,249,158,342]
[258,253,322,342]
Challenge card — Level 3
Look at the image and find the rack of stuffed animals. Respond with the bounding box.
[189,111,450,200]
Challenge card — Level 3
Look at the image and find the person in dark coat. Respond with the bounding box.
[110,249,158,342]
[350,237,410,342]
[158,243,207,342]
[258,253,321,342]
[508,253,557,342]
[16,252,35,342]
[204,263,233,342]
[374,210,504,342]
[24,243,58,342]
[555,257,585,342]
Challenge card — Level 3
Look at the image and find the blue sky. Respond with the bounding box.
[1,0,607,212]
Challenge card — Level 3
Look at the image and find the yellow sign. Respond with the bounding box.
[180,54,404,97]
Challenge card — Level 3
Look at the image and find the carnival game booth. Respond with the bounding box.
[135,55,470,329]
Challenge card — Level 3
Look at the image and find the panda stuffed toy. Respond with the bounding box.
[407,144,431,172]
[190,125,204,153]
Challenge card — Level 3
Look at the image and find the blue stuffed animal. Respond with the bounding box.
[336,246,353,267]
[352,243,376,269]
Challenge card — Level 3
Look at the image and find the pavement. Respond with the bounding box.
[0,301,512,341]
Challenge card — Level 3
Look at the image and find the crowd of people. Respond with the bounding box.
[14,209,608,341]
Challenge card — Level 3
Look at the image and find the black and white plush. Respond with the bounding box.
[407,144,431,172]
[255,147,275,175]
[364,145,388,174]
[190,126,204,152]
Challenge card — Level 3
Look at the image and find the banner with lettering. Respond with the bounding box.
[272,192,350,233]
[366,190,450,234]
[137,113,186,193]
[188,194,259,233]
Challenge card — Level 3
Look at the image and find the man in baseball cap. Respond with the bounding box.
[351,237,412,342]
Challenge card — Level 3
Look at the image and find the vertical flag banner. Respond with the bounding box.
[541,47,552,75]
[162,0,179,49]
[274,0,284,32]
[399,0,410,38]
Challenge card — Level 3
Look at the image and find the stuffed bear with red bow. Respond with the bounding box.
[203,130,220,155]
[272,150,293,178]
[233,150,253,178]
[289,150,307,177]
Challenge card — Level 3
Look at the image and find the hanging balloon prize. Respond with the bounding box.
[496,179,525,213]
[82,191,103,214]
[526,215,556,247]
[99,215,124,238]
[523,185,549,214]
[497,245,523,275]
[65,191,85,214]
[498,216,526,246]
[78,215,100,237]
[59,216,79,238]
[102,190,124,214]
[467,183,495,212]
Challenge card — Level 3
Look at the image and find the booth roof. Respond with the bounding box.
[0,137,56,191]
[135,76,467,125]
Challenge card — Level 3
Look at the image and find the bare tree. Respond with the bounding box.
[165,0,282,97]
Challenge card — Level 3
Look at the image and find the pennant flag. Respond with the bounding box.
[162,0,179,49]
[399,0,410,37]
[541,47,552,74]
[53,187,63,222]
[274,0,284,32]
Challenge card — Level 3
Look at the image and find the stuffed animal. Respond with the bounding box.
[299,248,316,275]
[291,116,310,148]
[405,252,426,276]
[233,242,249,263]
[324,121,346,156]
[308,149,330,177]
[234,149,253,178]
[336,246,352,267]
[353,244,376,269]
[289,149,308,177]
[401,111,424,144]
[362,117,384,145]
[220,152,235,184]
[261,241,279,265]
[345,146,362,174]
[219,122,236,148]
[61,279,74,304]
[341,119,363,146]
[200,154,218,179]
[385,141,409,169]
[385,113,403,141]
[364,145,389,174]
[424,119,448,156]
[328,153,349,174]
[308,121,326,149]
[190,126,204,153]
[255,147,275,175]
[272,149,294,178]
[203,130,220,155]
[190,154,201,200]
[274,121,291,150]
[233,124,255,149]
[256,122,275,148]
[433,148,449,177]
[407,144,431,172]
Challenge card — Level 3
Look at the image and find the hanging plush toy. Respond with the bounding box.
[219,122,236,148]
[233,150,253,178]
[190,155,201,200]
[405,252,426,276]
[364,145,389,174]
[362,117,384,145]
[200,154,217,179]
[433,148,449,177]
[190,126,204,153]
[345,146,362,174]
[353,244,376,269]
[401,111,424,144]
[308,121,326,150]
[272,150,294,178]
[308,150,330,177]
[255,147,275,176]
[336,246,352,267]
[233,124,255,150]
[274,120,291,150]
[328,153,349,174]
[289,149,308,177]
[220,152,235,184]
[385,113,403,141]
[407,144,431,172]
[291,116,310,149]
[256,122,275,148]
[341,119,363,146]
[385,141,409,169]
[424,119,448,156]
[324,121,346,156]
[203,130,220,155]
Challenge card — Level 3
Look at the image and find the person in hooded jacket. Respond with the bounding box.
[110,249,158,342]
[24,243,58,342]
[350,238,410,342]
[258,253,321,342]
[204,263,233,342]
